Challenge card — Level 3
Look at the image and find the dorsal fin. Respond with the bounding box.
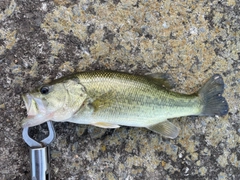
[145,73,175,89]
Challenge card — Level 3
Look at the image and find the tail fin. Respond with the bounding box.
[199,74,228,116]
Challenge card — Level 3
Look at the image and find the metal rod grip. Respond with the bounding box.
[30,146,50,180]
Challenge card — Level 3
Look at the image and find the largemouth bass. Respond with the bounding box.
[22,71,228,139]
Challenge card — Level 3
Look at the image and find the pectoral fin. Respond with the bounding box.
[92,90,115,112]
[91,122,120,128]
[147,120,180,139]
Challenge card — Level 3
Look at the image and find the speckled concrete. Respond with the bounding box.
[0,0,239,179]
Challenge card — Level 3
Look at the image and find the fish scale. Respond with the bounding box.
[76,71,201,126]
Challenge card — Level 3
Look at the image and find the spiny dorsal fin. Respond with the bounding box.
[147,120,180,139]
[145,73,175,89]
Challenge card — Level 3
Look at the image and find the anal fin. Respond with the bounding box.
[147,120,180,139]
[91,122,120,129]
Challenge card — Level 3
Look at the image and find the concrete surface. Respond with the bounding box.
[0,0,240,179]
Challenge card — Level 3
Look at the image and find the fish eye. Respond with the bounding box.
[40,86,49,95]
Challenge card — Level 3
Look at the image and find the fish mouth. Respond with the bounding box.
[22,94,35,117]
[22,94,47,128]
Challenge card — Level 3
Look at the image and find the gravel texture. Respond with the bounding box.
[0,0,240,179]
